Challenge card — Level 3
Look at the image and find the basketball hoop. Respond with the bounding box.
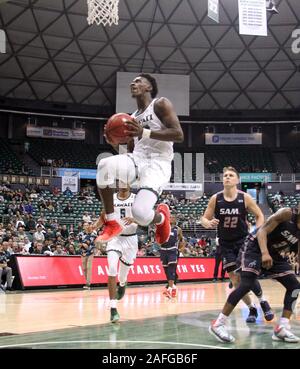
[87,0,119,26]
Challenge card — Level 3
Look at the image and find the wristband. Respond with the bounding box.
[142,128,151,139]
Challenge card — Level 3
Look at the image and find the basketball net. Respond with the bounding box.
[87,0,119,26]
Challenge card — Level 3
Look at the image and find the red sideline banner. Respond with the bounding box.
[15,256,225,288]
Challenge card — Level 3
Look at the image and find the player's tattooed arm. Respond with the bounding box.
[257,208,292,269]
[201,195,219,229]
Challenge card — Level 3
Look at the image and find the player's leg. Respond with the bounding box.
[81,256,88,289]
[132,189,170,244]
[107,247,121,323]
[209,271,257,343]
[223,245,258,323]
[85,254,94,288]
[251,279,274,321]
[96,154,137,242]
[272,272,300,343]
[213,254,222,281]
[116,236,138,300]
[132,159,171,244]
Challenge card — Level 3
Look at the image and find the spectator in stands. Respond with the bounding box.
[24,201,33,215]
[25,214,36,232]
[79,242,95,289]
[52,186,60,196]
[23,237,32,253]
[53,244,67,256]
[63,187,73,197]
[82,212,92,223]
[61,225,69,239]
[63,202,73,214]
[24,141,30,153]
[33,225,45,243]
[2,241,12,257]
[67,243,78,256]
[17,226,26,240]
[198,236,207,250]
[0,244,13,291]
[31,242,44,255]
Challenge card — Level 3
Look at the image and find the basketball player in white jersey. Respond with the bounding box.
[92,183,138,323]
[96,73,184,245]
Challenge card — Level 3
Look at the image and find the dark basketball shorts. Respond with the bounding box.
[220,238,246,273]
[237,238,294,279]
[160,247,178,267]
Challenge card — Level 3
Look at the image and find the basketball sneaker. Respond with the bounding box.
[116,283,127,301]
[246,306,258,323]
[155,204,171,244]
[272,324,299,343]
[208,321,235,343]
[83,284,91,290]
[95,220,123,243]
[163,287,172,299]
[110,308,120,323]
[171,288,177,299]
[260,300,274,321]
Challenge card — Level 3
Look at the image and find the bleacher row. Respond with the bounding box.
[267,193,300,213]
[0,189,258,231]
[0,190,102,226]
[0,138,32,176]
[3,138,300,176]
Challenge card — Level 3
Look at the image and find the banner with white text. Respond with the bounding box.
[14,256,224,288]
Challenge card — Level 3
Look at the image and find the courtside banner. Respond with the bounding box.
[15,256,222,288]
[205,133,262,145]
[26,126,85,140]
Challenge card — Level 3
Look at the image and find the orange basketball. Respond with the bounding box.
[105,113,132,145]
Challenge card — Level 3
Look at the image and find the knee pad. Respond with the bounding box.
[132,201,154,226]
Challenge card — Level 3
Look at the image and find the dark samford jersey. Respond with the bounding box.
[215,191,248,242]
[161,226,179,249]
[251,208,299,255]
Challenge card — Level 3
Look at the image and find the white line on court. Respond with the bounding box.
[0,340,231,349]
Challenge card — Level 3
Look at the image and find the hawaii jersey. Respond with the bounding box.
[114,193,138,235]
[131,98,173,162]
[215,191,248,242]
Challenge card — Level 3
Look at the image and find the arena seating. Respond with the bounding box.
[203,147,274,173]
[286,149,300,172]
[0,138,32,175]
[267,192,300,213]
[27,139,112,169]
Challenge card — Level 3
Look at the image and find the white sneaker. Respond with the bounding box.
[209,321,235,343]
[272,325,300,343]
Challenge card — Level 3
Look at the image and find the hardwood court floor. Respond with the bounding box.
[0,279,299,349]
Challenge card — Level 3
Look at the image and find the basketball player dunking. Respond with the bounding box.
[201,166,274,323]
[95,74,184,245]
[209,205,300,343]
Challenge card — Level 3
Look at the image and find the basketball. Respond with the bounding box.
[105,113,133,145]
